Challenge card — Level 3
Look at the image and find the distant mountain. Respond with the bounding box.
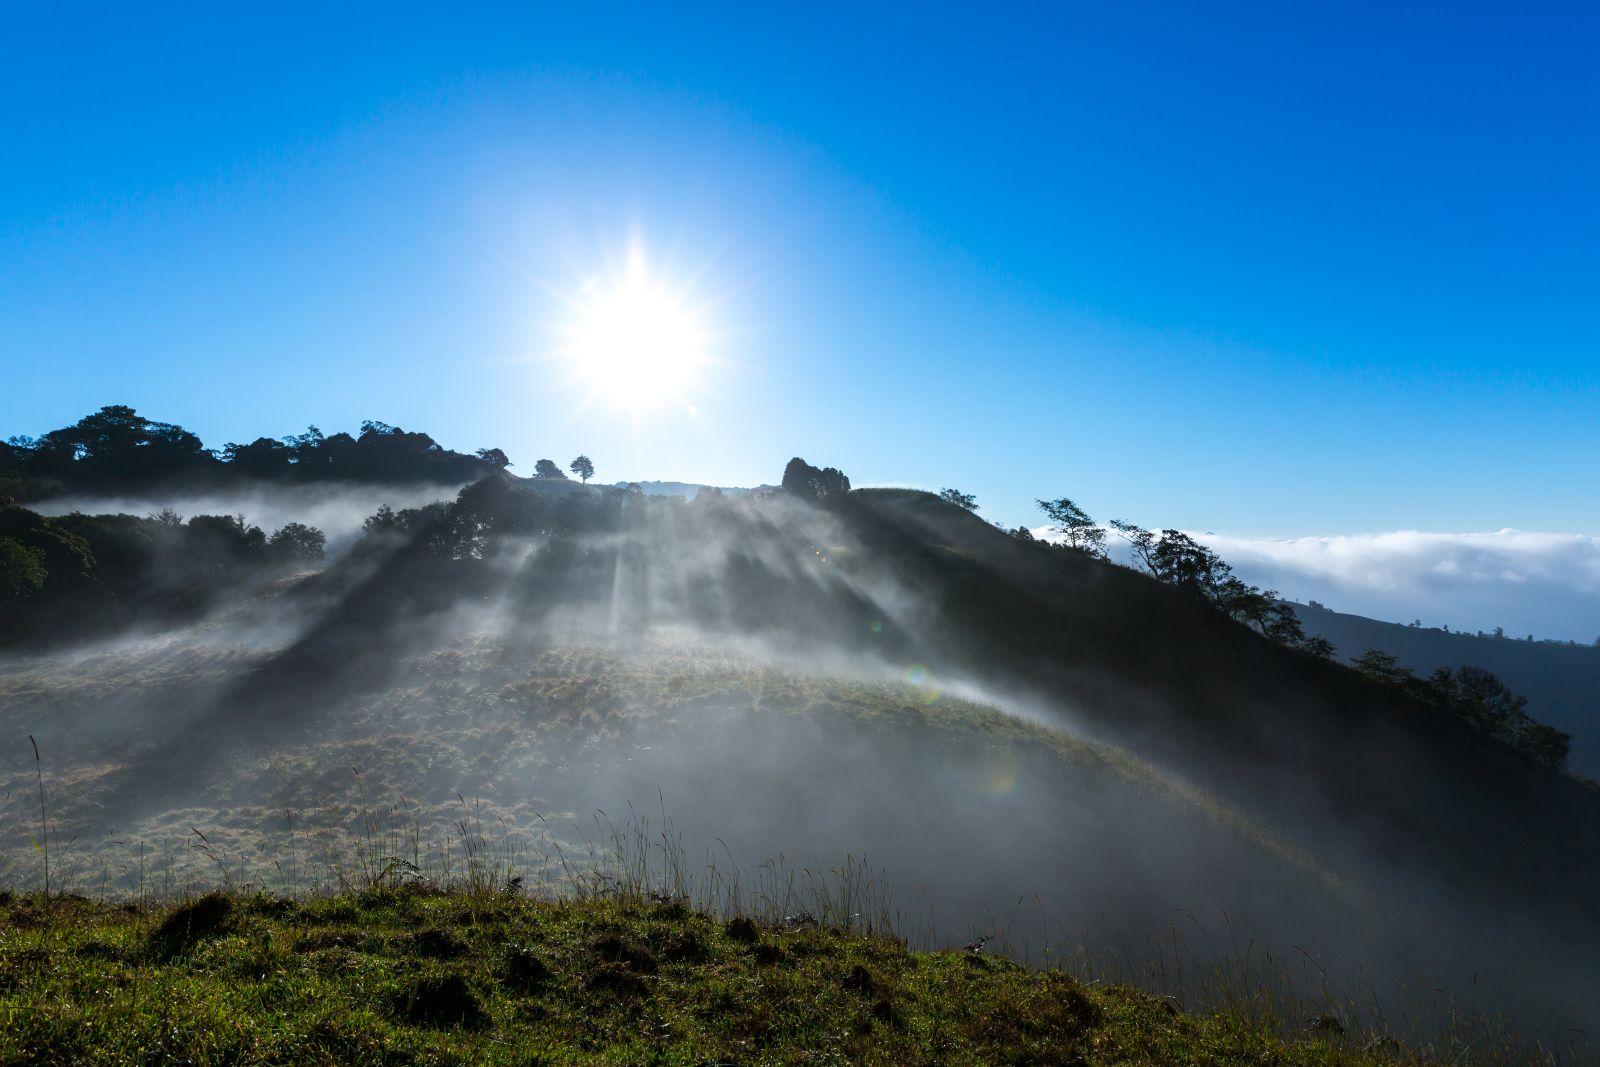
[1294,600,1600,776]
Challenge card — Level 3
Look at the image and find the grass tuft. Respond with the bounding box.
[392,970,488,1029]
[148,890,232,957]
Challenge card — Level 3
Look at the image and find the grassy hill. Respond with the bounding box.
[3,470,1598,1056]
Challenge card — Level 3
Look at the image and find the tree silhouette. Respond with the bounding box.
[222,437,292,478]
[0,538,47,599]
[782,458,851,501]
[570,455,595,483]
[476,448,511,470]
[26,405,213,485]
[1147,530,1234,597]
[6,407,516,493]
[1109,519,1157,572]
[1035,497,1105,557]
[1517,722,1573,769]
[532,459,567,480]
[1352,648,1412,688]
[267,522,326,564]
[1303,635,1337,659]
[938,488,978,511]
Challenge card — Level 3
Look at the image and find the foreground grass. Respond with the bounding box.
[0,888,1402,1066]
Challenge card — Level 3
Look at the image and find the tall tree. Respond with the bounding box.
[1035,497,1106,557]
[532,459,567,480]
[569,455,595,483]
[1108,519,1157,572]
[1148,531,1234,599]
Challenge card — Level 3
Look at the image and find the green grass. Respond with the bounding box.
[0,887,1404,1066]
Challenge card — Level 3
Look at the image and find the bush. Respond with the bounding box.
[0,538,46,600]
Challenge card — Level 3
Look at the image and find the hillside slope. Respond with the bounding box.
[842,490,1600,897]
[0,636,1339,957]
[1292,601,1600,776]
[2,475,1596,1046]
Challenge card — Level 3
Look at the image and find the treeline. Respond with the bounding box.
[3,438,1578,775]
[1384,611,1598,651]
[0,406,617,645]
[1016,497,1328,656]
[0,504,325,647]
[1,405,510,501]
[354,473,655,564]
[935,484,1576,773]
[1351,652,1571,769]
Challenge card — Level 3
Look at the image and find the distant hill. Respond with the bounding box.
[608,479,777,498]
[1293,601,1600,776]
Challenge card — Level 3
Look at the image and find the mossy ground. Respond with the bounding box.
[0,887,1403,1065]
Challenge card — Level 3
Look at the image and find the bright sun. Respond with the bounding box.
[561,247,710,411]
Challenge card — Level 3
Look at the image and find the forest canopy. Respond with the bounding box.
[1,405,508,501]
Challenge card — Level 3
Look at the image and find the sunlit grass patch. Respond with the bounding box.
[0,887,1419,1065]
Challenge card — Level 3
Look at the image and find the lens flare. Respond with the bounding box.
[979,750,1020,796]
[903,663,942,703]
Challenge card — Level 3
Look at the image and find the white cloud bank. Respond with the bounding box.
[1032,525,1600,641]
[1196,529,1600,642]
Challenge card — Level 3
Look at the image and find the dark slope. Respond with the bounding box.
[1292,601,1600,776]
[56,477,1600,922]
[150,484,1600,908]
[838,490,1600,926]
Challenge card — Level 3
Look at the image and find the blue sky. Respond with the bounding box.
[4,3,1597,550]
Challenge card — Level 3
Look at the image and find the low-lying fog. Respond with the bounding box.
[33,481,463,554]
[3,480,1595,1048]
